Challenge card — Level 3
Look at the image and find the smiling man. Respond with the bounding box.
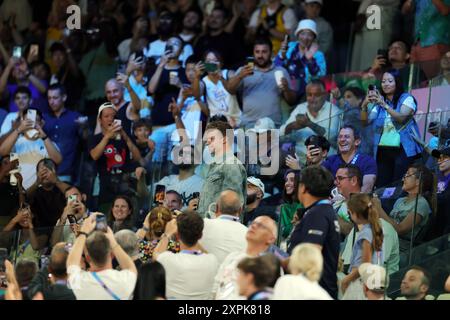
[322,125,377,192]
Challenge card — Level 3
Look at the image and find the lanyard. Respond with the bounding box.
[180,250,203,255]
[303,199,331,219]
[350,153,359,165]
[91,272,121,300]
[218,215,240,222]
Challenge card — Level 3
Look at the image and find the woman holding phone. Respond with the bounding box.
[191,50,241,128]
[361,69,423,188]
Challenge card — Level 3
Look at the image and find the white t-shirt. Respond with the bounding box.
[0,112,19,137]
[272,274,333,300]
[248,7,297,31]
[154,174,204,209]
[199,217,248,265]
[117,38,132,63]
[67,265,137,300]
[144,39,193,67]
[157,251,219,300]
[12,136,53,190]
[212,251,248,300]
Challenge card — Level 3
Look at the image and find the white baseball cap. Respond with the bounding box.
[247,117,276,134]
[295,19,318,37]
[97,102,115,119]
[247,176,265,194]
[305,0,323,5]
[359,263,389,292]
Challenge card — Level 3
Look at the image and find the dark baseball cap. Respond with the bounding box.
[431,147,450,158]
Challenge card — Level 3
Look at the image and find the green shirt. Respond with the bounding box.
[279,202,303,239]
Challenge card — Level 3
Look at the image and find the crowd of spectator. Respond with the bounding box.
[0,0,449,301]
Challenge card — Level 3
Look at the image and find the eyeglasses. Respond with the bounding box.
[335,175,352,182]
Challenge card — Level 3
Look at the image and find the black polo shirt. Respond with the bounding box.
[287,200,340,299]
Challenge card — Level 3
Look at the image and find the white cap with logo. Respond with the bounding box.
[247,117,276,134]
[359,263,389,292]
[247,176,265,195]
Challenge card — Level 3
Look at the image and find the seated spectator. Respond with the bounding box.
[337,165,400,276]
[164,190,183,213]
[341,193,385,300]
[280,80,340,164]
[287,165,340,299]
[155,145,204,210]
[224,38,296,128]
[303,0,333,56]
[359,263,390,300]
[153,211,219,300]
[144,11,193,67]
[0,86,32,138]
[399,266,431,300]
[195,7,245,69]
[27,159,69,228]
[432,147,450,236]
[66,214,138,300]
[108,195,136,233]
[272,243,332,300]
[286,135,330,169]
[0,108,62,189]
[133,261,166,300]
[14,259,38,300]
[275,19,327,102]
[0,57,48,113]
[199,190,248,264]
[27,242,76,300]
[247,0,297,55]
[367,39,426,90]
[197,121,247,217]
[430,51,450,86]
[322,125,377,192]
[331,86,373,156]
[236,254,280,300]
[377,163,435,248]
[279,170,302,241]
[244,177,277,226]
[44,84,88,183]
[213,216,278,300]
[1,206,47,265]
[48,42,84,109]
[192,50,241,127]
[88,103,143,213]
[361,69,423,188]
[136,207,179,263]
[0,155,22,227]
[50,185,90,246]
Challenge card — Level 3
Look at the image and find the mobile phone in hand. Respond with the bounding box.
[68,214,77,225]
[27,109,37,127]
[95,214,108,232]
[13,46,22,58]
[153,184,166,205]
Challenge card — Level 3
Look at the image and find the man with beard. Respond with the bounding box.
[145,11,194,67]
[154,145,204,210]
[322,125,377,193]
[224,38,296,128]
[179,7,203,46]
[280,79,340,164]
[243,177,277,226]
[194,7,245,69]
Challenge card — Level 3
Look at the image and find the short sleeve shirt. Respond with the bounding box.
[322,153,377,178]
[390,196,431,240]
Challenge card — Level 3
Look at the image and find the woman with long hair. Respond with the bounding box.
[133,261,166,300]
[341,193,385,300]
[108,195,135,232]
[361,69,423,187]
[279,170,302,240]
[136,206,180,263]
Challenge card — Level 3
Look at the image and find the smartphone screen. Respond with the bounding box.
[13,46,22,58]
[68,194,77,205]
[154,184,166,204]
[95,214,107,232]
[30,44,39,57]
[67,214,77,224]
[26,109,37,126]
[204,62,218,73]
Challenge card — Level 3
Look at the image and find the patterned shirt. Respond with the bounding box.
[138,238,180,263]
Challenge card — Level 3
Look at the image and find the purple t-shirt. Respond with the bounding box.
[7,81,49,114]
[437,174,450,194]
[322,153,377,177]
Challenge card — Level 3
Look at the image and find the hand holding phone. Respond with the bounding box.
[95,214,108,232]
[154,184,166,205]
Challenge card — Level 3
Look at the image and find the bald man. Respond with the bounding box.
[212,215,279,300]
[199,190,248,264]
[27,242,76,300]
[98,78,140,136]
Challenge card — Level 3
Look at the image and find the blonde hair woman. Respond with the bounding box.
[272,243,332,300]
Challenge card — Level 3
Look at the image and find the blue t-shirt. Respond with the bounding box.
[322,153,377,178]
[349,224,384,273]
[287,201,340,299]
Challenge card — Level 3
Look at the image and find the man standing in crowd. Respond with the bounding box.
[44,84,89,183]
[66,213,138,300]
[224,38,297,128]
[199,190,248,264]
[0,87,32,138]
[287,165,340,299]
[322,125,377,193]
[153,211,219,300]
[399,266,431,300]
[197,121,247,218]
[280,80,340,164]
[213,215,278,300]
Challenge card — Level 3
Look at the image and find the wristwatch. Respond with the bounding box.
[78,231,88,238]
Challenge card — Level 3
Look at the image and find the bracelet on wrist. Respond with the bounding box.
[78,231,88,238]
